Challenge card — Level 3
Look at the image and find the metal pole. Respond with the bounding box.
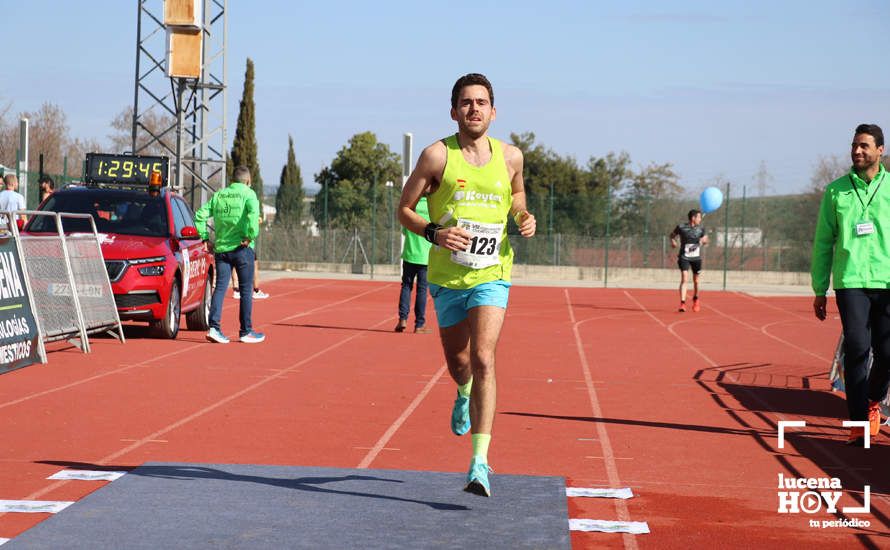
[131,0,142,154]
[387,181,393,263]
[549,181,555,265]
[371,178,376,279]
[763,235,767,271]
[323,175,329,261]
[400,133,413,268]
[548,181,554,234]
[174,79,187,193]
[722,182,730,290]
[604,183,611,287]
[643,195,651,267]
[19,118,28,206]
[739,185,746,269]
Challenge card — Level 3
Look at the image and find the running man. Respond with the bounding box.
[398,73,536,496]
[670,209,709,312]
[813,123,890,446]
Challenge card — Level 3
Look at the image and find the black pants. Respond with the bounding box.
[836,288,890,421]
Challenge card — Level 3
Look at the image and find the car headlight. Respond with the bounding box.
[130,256,166,265]
[138,265,165,276]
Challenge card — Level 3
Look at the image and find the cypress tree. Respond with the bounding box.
[275,135,304,226]
[230,58,262,200]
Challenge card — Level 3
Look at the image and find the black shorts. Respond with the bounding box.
[678,257,702,274]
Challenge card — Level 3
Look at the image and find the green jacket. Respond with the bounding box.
[402,197,431,265]
[194,181,260,253]
[812,165,890,295]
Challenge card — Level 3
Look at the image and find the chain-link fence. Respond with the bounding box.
[259,182,820,281]
[0,153,84,211]
[258,226,811,272]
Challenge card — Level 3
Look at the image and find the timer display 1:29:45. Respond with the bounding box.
[95,159,164,180]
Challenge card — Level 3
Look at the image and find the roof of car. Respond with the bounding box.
[55,185,173,198]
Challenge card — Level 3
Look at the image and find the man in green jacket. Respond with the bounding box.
[395,196,432,333]
[812,123,889,446]
[195,165,266,344]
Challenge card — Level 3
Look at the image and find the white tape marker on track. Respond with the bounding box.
[569,519,650,534]
[567,487,634,499]
[0,500,74,513]
[0,538,9,545]
[48,470,127,481]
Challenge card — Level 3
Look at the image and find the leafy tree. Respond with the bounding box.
[275,135,304,226]
[109,105,175,158]
[230,58,262,198]
[511,132,633,237]
[617,161,683,236]
[311,131,401,229]
[582,152,631,236]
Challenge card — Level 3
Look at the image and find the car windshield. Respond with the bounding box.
[28,191,169,237]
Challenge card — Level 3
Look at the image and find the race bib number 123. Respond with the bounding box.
[451,219,504,269]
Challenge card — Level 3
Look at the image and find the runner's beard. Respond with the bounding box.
[459,119,489,140]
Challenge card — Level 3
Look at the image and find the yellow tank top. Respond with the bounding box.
[427,134,514,289]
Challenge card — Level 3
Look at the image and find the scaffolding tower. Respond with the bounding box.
[131,0,227,210]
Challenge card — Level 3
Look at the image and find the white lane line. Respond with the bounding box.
[567,487,634,499]
[0,500,74,513]
[570,519,650,534]
[564,289,638,550]
[357,363,448,469]
[0,537,9,545]
[47,470,127,481]
[10,289,396,509]
[707,302,831,363]
[622,290,887,505]
[0,281,338,411]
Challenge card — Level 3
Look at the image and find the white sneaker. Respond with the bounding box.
[233,290,240,299]
[205,328,230,344]
[240,331,265,343]
[253,288,269,299]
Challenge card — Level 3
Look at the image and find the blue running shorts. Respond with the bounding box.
[428,280,511,328]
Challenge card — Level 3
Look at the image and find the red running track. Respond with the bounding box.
[0,278,887,548]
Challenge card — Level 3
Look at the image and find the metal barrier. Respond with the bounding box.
[15,210,125,352]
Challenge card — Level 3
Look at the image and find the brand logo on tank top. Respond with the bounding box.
[452,189,503,203]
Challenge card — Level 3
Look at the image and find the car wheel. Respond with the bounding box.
[151,279,181,339]
[185,274,211,331]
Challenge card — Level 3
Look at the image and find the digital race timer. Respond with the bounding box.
[84,153,169,186]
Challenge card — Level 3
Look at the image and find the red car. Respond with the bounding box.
[24,185,214,339]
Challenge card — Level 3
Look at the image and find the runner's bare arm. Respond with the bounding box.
[669,226,679,248]
[505,144,535,238]
[397,142,470,251]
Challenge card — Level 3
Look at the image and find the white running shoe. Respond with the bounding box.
[253,288,269,299]
[240,331,266,343]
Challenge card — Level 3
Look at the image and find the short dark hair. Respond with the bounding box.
[232,165,251,183]
[451,73,494,109]
[688,209,701,221]
[855,124,884,148]
[39,175,54,189]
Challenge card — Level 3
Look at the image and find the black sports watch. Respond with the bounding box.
[423,223,442,244]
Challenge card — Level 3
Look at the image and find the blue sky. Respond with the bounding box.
[2,0,888,196]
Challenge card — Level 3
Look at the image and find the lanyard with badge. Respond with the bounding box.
[850,171,883,237]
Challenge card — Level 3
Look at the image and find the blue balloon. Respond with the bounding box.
[700,186,724,214]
